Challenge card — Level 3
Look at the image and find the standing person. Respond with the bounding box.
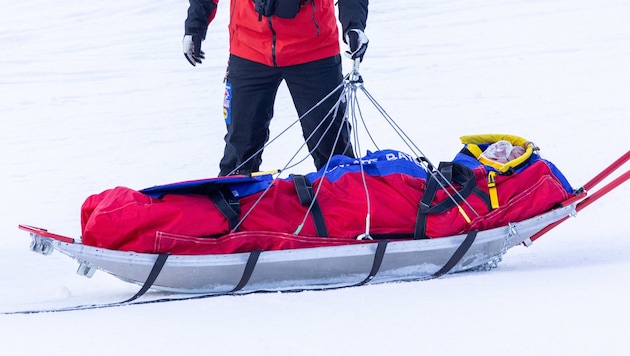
[183,0,369,176]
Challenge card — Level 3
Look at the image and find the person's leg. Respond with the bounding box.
[220,55,282,176]
[283,55,354,170]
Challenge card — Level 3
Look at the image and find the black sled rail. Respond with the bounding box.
[526,149,630,245]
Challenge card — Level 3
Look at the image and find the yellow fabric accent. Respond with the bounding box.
[466,144,484,159]
[251,169,280,177]
[457,206,472,224]
[460,134,534,173]
[487,171,499,209]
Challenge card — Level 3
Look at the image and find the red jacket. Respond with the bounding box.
[186,0,368,67]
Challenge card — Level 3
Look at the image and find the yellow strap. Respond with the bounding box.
[457,206,472,224]
[487,171,499,209]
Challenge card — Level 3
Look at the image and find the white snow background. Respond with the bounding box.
[1,0,629,354]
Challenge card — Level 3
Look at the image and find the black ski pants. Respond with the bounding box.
[220,54,354,176]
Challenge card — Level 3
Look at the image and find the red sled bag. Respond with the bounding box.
[81,150,428,254]
[80,147,573,255]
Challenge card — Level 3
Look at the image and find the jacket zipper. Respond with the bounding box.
[267,0,319,67]
[268,16,278,67]
[308,0,320,35]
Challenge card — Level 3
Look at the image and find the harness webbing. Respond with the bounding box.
[355,239,388,286]
[429,230,478,279]
[230,250,262,292]
[292,174,329,237]
[122,253,170,303]
[123,250,260,303]
[414,163,490,239]
[208,188,241,232]
[487,171,500,209]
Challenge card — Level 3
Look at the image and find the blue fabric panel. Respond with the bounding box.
[306,150,428,183]
[140,150,428,199]
[140,175,273,198]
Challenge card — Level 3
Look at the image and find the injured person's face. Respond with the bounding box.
[481,140,525,163]
[508,146,525,161]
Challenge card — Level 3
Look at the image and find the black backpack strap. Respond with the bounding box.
[292,174,328,237]
[414,167,443,239]
[208,187,241,232]
[473,186,492,211]
[414,162,478,239]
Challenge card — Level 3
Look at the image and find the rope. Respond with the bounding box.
[232,65,481,235]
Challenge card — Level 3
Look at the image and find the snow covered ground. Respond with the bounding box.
[1,0,629,354]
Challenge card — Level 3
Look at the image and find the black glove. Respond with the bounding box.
[344,29,369,62]
[183,34,205,66]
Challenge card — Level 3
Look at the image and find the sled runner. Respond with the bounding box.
[16,63,630,309]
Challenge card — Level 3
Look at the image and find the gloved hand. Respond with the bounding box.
[344,29,369,62]
[183,34,205,66]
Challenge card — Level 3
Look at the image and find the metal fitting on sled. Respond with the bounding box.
[29,234,54,255]
[76,261,96,278]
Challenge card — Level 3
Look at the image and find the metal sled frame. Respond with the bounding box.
[21,204,574,295]
[19,149,628,297]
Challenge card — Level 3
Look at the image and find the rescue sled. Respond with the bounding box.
[19,204,574,294]
[19,149,628,297]
[17,65,630,304]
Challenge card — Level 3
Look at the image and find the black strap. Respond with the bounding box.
[292,174,328,237]
[122,248,261,304]
[123,253,170,303]
[425,163,478,213]
[414,162,478,239]
[429,230,478,279]
[230,250,262,293]
[416,156,435,172]
[208,188,241,231]
[473,186,492,211]
[356,239,389,286]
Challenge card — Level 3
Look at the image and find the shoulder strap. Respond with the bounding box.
[208,187,241,232]
[414,162,478,239]
[292,174,328,237]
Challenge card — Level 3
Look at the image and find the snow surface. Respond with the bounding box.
[1,0,629,354]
